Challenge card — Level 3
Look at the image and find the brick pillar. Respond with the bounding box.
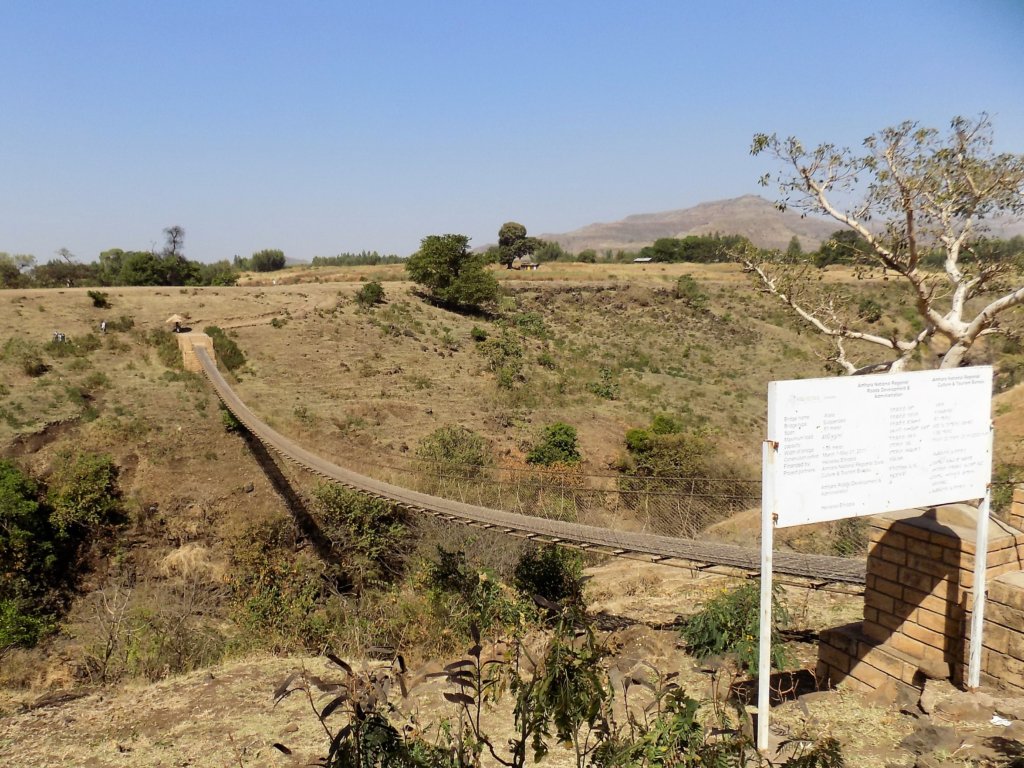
[818,504,1024,692]
[1007,486,1024,533]
[175,332,216,373]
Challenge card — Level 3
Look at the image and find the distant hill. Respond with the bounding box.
[539,194,1024,255]
[539,195,843,253]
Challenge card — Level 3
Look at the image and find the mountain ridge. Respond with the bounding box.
[538,195,838,253]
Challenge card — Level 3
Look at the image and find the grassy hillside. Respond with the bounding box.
[1,263,1022,705]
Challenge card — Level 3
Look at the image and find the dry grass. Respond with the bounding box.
[1,264,1023,766]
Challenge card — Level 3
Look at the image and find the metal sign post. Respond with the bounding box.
[968,423,995,689]
[757,440,778,752]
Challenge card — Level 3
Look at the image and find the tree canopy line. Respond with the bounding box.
[0,228,299,289]
[4,115,1023,372]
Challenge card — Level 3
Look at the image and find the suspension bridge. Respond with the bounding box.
[194,345,866,592]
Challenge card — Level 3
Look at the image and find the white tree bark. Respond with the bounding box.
[746,116,1024,374]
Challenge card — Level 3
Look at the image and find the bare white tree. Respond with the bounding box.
[743,115,1024,374]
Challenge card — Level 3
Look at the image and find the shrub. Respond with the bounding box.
[470,325,488,342]
[857,297,883,323]
[219,404,243,432]
[513,544,585,606]
[513,311,549,338]
[0,598,53,651]
[587,366,619,400]
[87,290,110,308]
[355,280,386,308]
[313,484,409,587]
[203,325,246,372]
[527,422,581,466]
[674,274,708,309]
[0,458,116,650]
[229,518,336,650]
[477,328,524,388]
[680,581,790,672]
[2,338,47,377]
[45,332,102,359]
[47,452,122,536]
[622,419,711,477]
[417,425,491,478]
[144,328,183,369]
[108,315,135,332]
[425,546,524,635]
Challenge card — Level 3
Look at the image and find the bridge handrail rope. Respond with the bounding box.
[195,348,866,589]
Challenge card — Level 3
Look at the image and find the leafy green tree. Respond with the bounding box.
[0,461,51,597]
[532,240,569,263]
[577,249,597,263]
[159,225,198,285]
[814,229,872,268]
[0,253,35,288]
[117,251,165,285]
[31,258,98,288]
[250,248,287,272]
[405,234,499,310]
[637,234,751,263]
[196,260,239,286]
[498,221,538,269]
[785,235,803,258]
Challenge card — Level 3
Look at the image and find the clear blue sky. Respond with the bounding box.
[2,0,1022,263]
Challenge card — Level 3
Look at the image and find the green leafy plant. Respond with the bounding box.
[478,329,525,389]
[526,423,581,466]
[417,425,492,479]
[219,404,243,432]
[203,325,246,372]
[426,548,524,636]
[107,315,135,332]
[2,337,48,377]
[87,290,111,308]
[47,452,122,536]
[276,604,844,768]
[512,545,585,607]
[356,280,387,308]
[313,484,409,588]
[274,653,452,768]
[680,581,790,673]
[144,328,183,369]
[587,367,619,400]
[405,233,499,310]
[674,274,708,309]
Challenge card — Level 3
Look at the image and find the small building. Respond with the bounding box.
[632,257,653,263]
[514,256,540,271]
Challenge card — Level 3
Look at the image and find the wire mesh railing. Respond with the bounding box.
[307,448,763,541]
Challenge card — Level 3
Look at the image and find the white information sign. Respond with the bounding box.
[766,366,992,528]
